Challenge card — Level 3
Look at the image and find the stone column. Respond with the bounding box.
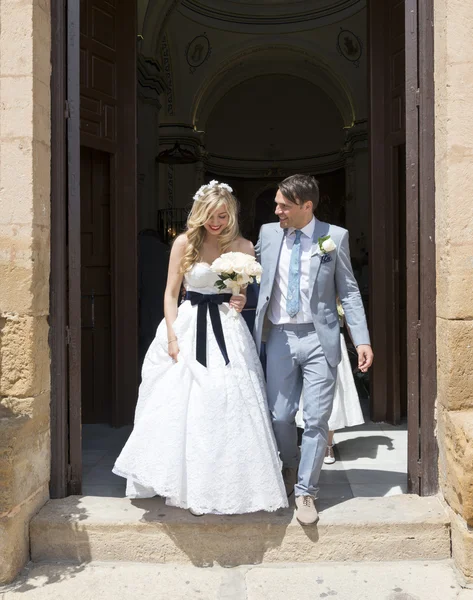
[0,0,51,583]
[434,0,473,583]
[137,55,167,231]
[341,123,369,294]
[195,156,206,191]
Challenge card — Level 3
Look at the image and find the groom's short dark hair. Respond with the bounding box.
[278,174,319,210]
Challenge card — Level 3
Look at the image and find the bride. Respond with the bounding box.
[113,181,288,515]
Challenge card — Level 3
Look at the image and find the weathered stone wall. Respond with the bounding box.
[0,0,51,583]
[434,0,473,583]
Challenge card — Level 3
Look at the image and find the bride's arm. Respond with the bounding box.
[163,234,186,359]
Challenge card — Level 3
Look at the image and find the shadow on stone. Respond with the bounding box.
[132,498,295,567]
[10,496,91,590]
[2,561,87,594]
[335,435,396,461]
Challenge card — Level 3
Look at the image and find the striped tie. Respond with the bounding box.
[286,230,302,318]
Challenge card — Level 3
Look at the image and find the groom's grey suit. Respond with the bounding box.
[254,218,370,497]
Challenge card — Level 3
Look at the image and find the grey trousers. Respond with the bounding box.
[266,323,337,497]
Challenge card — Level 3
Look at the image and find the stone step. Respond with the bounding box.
[30,494,451,566]
[3,560,465,599]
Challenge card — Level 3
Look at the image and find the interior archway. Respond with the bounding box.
[192,45,356,130]
[203,73,348,241]
[205,74,345,160]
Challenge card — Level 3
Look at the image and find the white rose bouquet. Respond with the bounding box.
[210,251,263,318]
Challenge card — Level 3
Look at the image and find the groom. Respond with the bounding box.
[254,174,373,525]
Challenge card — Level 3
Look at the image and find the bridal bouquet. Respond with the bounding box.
[211,252,263,317]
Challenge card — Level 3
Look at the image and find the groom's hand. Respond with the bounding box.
[356,344,374,372]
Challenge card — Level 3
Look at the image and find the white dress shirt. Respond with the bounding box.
[267,217,315,325]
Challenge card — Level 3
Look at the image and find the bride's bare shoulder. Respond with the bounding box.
[173,233,188,248]
[170,233,188,256]
[234,236,255,256]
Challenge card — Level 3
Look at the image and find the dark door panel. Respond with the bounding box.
[80,147,112,424]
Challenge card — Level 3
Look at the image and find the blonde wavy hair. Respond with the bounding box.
[180,186,240,274]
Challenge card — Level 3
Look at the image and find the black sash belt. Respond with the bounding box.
[185,292,232,367]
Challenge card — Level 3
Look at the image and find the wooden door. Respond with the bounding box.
[369,0,406,424]
[67,0,83,495]
[80,0,138,429]
[52,0,137,495]
[51,0,66,499]
[80,147,112,424]
[370,0,438,494]
[405,0,438,495]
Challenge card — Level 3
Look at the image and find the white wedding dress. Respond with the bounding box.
[296,333,364,431]
[113,262,288,514]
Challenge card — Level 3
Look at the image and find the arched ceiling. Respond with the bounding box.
[192,45,356,129]
[178,0,364,32]
[139,0,367,128]
[205,74,345,160]
[139,0,365,44]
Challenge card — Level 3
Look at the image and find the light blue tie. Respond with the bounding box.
[286,229,302,318]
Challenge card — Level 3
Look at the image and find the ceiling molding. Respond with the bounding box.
[205,150,346,179]
[179,0,365,33]
[140,0,181,59]
[137,54,168,106]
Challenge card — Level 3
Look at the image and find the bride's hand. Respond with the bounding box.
[230,293,246,313]
[168,339,180,361]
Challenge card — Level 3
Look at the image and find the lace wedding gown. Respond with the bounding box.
[113,262,288,514]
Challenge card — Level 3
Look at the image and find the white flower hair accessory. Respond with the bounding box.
[193,180,233,201]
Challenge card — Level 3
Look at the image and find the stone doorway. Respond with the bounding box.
[50,0,436,498]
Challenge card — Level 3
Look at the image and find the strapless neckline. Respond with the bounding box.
[188,262,213,271]
[184,262,229,294]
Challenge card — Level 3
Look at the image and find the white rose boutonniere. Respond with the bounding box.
[314,235,336,263]
[321,237,336,253]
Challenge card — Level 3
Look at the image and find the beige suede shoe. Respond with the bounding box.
[295,495,319,525]
[282,466,298,498]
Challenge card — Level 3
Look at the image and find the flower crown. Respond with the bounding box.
[193,180,233,201]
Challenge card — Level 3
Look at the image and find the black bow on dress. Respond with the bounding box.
[185,292,232,367]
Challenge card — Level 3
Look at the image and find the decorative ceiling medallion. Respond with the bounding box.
[179,0,364,32]
[336,28,363,67]
[186,33,212,74]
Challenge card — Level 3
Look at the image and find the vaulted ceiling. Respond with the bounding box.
[179,0,363,31]
[138,0,365,41]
